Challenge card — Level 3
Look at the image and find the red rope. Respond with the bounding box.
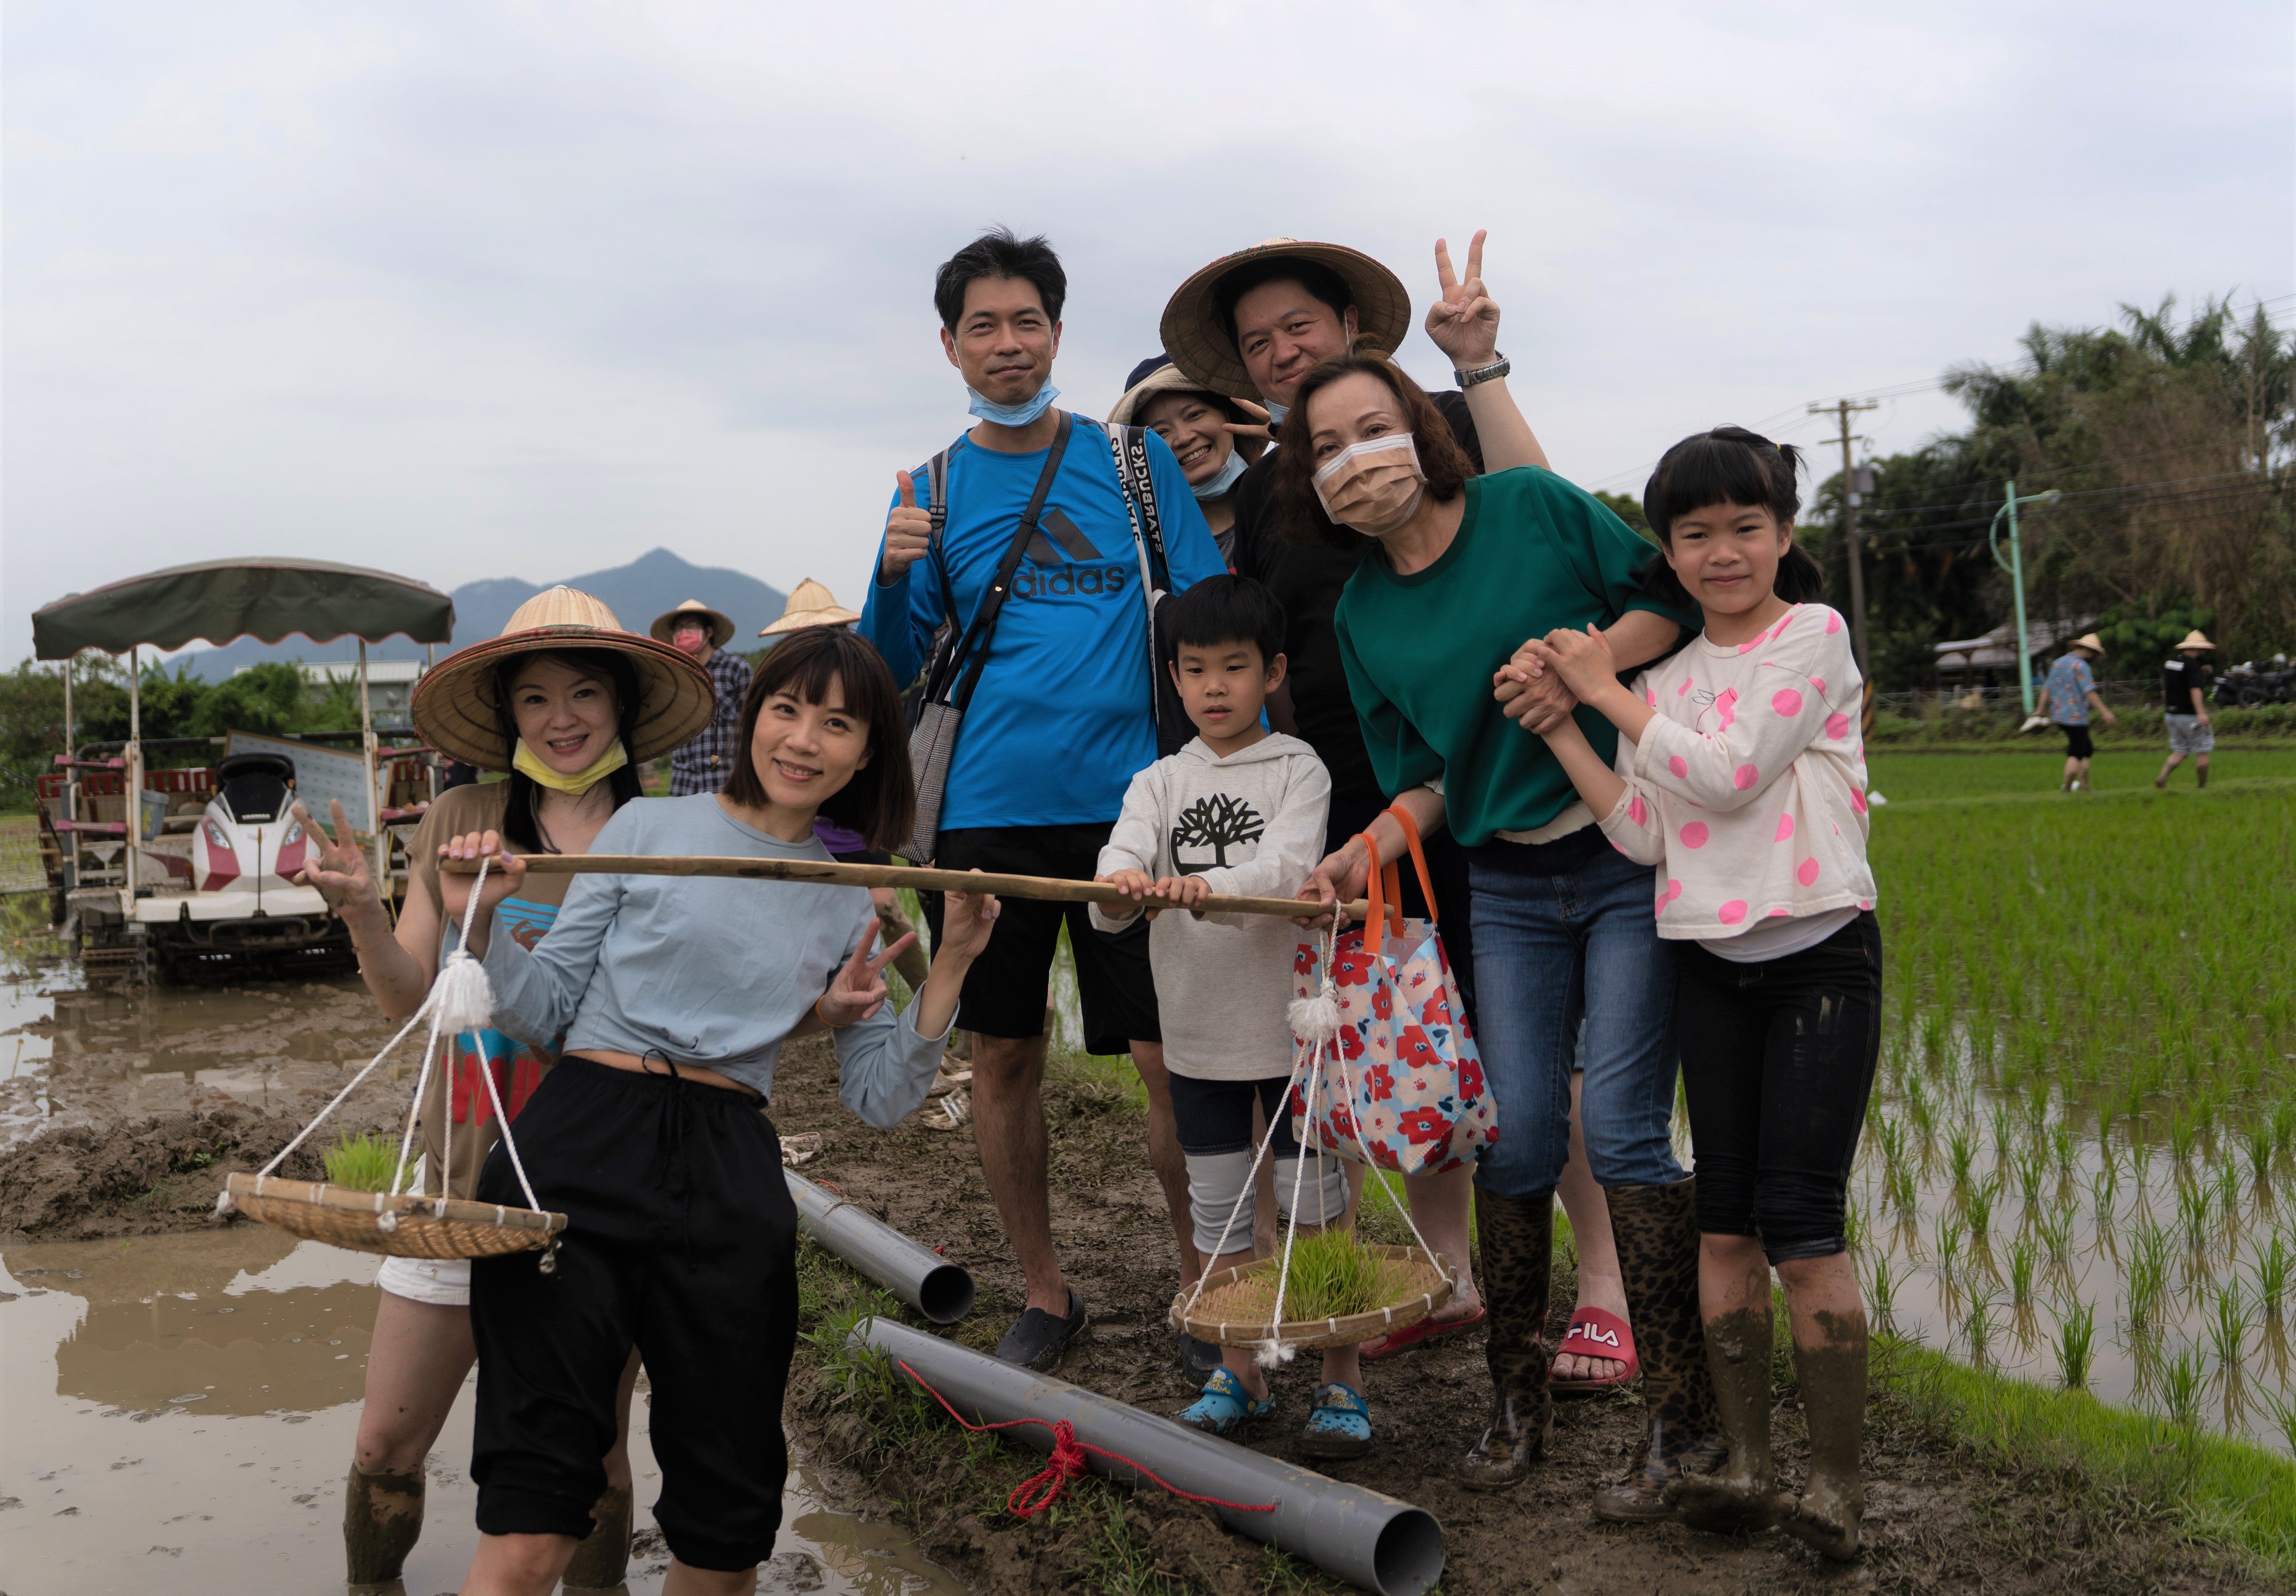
[895,1358,1277,1519]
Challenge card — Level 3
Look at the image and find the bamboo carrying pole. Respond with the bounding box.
[439,851,1370,923]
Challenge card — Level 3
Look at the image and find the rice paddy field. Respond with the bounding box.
[1857,749,2296,1458]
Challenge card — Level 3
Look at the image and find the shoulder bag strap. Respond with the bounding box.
[1108,422,1171,588]
[1352,829,1407,960]
[946,412,1075,711]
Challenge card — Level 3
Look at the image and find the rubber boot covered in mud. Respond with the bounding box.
[562,1483,635,1591]
[1454,1187,1553,1490]
[1782,1309,1867,1560]
[1666,1302,1778,1532]
[1592,1180,1726,1522]
[344,1463,424,1590]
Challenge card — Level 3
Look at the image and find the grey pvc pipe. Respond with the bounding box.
[786,1170,975,1325]
[854,1316,1444,1596]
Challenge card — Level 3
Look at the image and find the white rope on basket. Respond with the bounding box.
[1177,924,1457,1370]
[219,853,557,1268]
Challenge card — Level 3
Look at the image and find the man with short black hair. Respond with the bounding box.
[862,229,1228,1372]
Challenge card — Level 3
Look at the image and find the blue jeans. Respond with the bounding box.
[1467,832,1685,1199]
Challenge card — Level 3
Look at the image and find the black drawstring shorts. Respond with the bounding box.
[469,1054,798,1572]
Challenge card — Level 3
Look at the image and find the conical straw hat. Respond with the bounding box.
[2069,633,2106,654]
[2174,630,2216,651]
[414,586,716,770]
[1160,238,1411,401]
[650,597,736,649]
[759,579,862,637]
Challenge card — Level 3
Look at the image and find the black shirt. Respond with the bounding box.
[1229,391,1485,836]
[2163,657,2210,714]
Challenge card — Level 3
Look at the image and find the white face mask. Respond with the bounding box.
[1312,433,1426,536]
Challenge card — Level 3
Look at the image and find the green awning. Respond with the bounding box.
[32,559,456,659]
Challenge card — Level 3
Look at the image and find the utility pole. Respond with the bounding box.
[1809,399,1879,674]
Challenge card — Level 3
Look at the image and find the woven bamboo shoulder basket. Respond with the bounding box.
[1169,1244,1454,1352]
[224,1172,565,1259]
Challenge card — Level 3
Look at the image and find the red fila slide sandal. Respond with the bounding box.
[1550,1305,1637,1397]
[1359,1304,1485,1360]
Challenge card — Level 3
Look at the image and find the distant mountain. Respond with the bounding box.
[180,549,788,680]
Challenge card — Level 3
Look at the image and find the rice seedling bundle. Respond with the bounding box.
[2210,1285,2252,1366]
[2057,1301,2097,1390]
[324,1133,414,1194]
[1205,1229,1418,1326]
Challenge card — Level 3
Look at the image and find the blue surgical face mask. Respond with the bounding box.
[1264,401,1289,426]
[1190,448,1250,501]
[968,381,1061,428]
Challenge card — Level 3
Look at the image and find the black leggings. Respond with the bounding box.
[1676,913,1882,1264]
[469,1057,798,1572]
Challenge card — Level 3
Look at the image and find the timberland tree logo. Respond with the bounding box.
[1170,793,1264,874]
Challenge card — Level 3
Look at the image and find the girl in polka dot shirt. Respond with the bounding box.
[1511,426,1880,1562]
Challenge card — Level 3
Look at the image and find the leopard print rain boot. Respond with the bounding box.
[1781,1308,1867,1560]
[343,1462,424,1592]
[1667,1302,1780,1531]
[1454,1187,1554,1491]
[561,1483,636,1592]
[1592,1179,1727,1522]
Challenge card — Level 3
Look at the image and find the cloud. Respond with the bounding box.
[6,0,2290,657]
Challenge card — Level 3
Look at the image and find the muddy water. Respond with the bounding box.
[0,1230,963,1595]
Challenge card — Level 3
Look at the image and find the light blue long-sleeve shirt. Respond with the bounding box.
[479,794,949,1127]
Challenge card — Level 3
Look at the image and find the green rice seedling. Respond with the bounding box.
[2038,1207,2075,1271]
[2056,1301,2097,1390]
[1964,1296,1994,1369]
[2264,1386,2296,1455]
[2091,1158,2121,1226]
[1241,1228,1406,1324]
[1919,1007,1947,1069]
[2160,1346,2206,1434]
[1934,1217,1965,1281]
[2095,1101,2119,1149]
[2051,1120,2077,1175]
[2177,1180,2211,1253]
[1964,1173,2002,1261]
[1874,1113,1905,1170]
[2273,1100,2296,1152]
[2249,1125,2276,1189]
[2169,1110,2200,1174]
[2210,1283,2252,1368]
[2253,1234,2290,1321]
[2015,1145,2047,1212]
[1864,1252,1901,1332]
[2128,1223,2171,1330]
[1947,1127,1976,1192]
[1887,1161,1918,1218]
[2009,1238,2038,1307]
[1844,1201,1869,1259]
[324,1132,412,1193]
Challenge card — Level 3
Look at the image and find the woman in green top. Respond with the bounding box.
[1289,357,1716,1518]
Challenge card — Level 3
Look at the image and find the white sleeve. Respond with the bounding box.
[1088,765,1164,934]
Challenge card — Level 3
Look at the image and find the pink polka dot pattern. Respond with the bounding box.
[1669,755,1689,778]
[1628,795,1648,827]
[1771,614,1794,640]
[1655,878,1685,917]
[1796,857,1821,887]
[1771,688,1803,717]
[1733,764,1759,790]
[1769,906,1791,916]
[1825,610,1843,635]
[1849,789,1868,814]
[1825,713,1851,740]
[1858,898,1872,910]
[1716,689,1739,730]
[1645,687,1658,707]
[1680,821,1709,849]
[1677,678,1692,697]
[1810,676,1827,695]
[1775,813,1795,842]
[1718,900,1748,925]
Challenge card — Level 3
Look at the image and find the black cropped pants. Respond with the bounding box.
[469,1056,798,1572]
[1677,913,1883,1264]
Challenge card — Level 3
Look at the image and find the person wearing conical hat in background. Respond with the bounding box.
[653,597,756,797]
[1107,357,1267,565]
[761,580,931,994]
[1164,233,1696,1502]
[2037,632,2117,792]
[290,585,713,1593]
[2156,629,2218,789]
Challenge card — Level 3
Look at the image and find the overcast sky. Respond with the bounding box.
[6,0,2291,662]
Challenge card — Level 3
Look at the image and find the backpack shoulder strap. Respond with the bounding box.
[1106,423,1170,587]
[925,448,951,536]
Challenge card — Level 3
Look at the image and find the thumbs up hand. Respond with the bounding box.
[881,470,934,583]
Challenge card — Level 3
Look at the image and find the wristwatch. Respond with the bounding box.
[1454,355,1511,389]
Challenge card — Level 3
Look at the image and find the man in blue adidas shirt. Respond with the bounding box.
[862,229,1226,1373]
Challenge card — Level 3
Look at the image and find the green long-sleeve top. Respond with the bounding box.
[1334,467,1694,847]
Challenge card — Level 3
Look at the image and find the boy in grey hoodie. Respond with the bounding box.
[1092,576,1372,1458]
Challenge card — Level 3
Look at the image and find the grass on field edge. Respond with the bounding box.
[1870,1336,2296,1575]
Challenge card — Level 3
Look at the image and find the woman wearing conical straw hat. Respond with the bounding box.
[432,622,997,1596]
[761,579,931,993]
[2156,629,2218,789]
[292,586,713,1593]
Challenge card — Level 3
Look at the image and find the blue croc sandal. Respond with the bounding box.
[1178,1368,1276,1436]
[1301,1382,1373,1459]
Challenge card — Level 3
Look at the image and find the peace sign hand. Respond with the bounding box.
[293,799,376,911]
[881,470,934,584]
[819,920,915,1026]
[1424,230,1501,369]
[1223,396,1275,444]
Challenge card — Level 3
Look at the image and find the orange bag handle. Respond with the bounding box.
[1353,830,1406,960]
[1383,802,1440,926]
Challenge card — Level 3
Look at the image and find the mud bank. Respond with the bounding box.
[763,1034,2271,1596]
[0,1101,397,1239]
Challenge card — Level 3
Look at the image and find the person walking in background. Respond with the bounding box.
[654,597,754,796]
[1106,357,1266,564]
[2035,632,2115,791]
[1520,427,1882,1561]
[861,228,1227,1373]
[1161,232,1633,1394]
[2155,630,2217,790]
[762,579,930,992]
